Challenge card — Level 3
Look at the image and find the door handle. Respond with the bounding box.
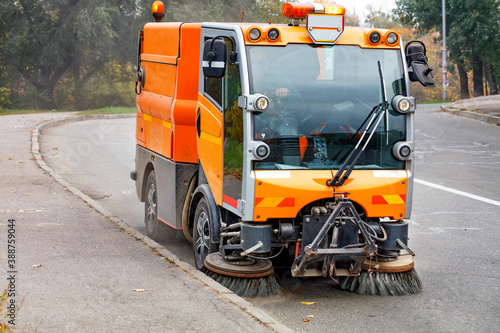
[196,108,201,138]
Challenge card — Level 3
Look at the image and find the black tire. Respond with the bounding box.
[144,170,178,242]
[192,197,218,270]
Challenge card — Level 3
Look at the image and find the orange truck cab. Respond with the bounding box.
[131,2,435,279]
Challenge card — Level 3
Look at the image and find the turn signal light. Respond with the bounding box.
[324,5,345,15]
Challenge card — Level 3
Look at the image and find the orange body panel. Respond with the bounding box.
[196,94,223,205]
[254,170,407,221]
[135,112,145,145]
[137,22,201,164]
[171,23,201,163]
[142,22,181,56]
[142,62,176,98]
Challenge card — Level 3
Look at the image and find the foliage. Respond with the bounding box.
[76,107,136,116]
[0,289,13,333]
[0,0,298,110]
[394,0,500,98]
[345,11,361,27]
[364,5,399,29]
[0,87,11,110]
[162,0,295,23]
[0,0,150,110]
[0,107,134,116]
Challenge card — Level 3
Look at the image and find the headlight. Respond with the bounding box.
[398,98,411,111]
[253,142,270,160]
[267,28,280,41]
[392,142,412,160]
[391,95,416,114]
[255,96,269,111]
[386,32,398,45]
[369,31,381,44]
[249,28,262,41]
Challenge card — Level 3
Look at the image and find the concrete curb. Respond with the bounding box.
[440,106,500,126]
[31,114,293,333]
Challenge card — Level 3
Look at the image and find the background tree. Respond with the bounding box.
[364,5,399,29]
[394,0,500,99]
[0,0,149,110]
[0,0,296,110]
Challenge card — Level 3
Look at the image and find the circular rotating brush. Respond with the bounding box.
[337,256,422,296]
[204,253,284,298]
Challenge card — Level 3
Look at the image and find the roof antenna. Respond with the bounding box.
[239,11,245,23]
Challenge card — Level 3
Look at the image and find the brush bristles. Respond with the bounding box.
[205,270,285,298]
[338,269,423,296]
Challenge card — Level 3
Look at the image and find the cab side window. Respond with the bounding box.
[205,76,222,108]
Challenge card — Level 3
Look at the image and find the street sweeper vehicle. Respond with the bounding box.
[131,1,435,297]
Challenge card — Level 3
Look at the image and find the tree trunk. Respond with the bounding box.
[457,60,470,99]
[72,60,87,110]
[31,79,59,110]
[486,64,498,95]
[472,55,484,97]
[41,87,58,110]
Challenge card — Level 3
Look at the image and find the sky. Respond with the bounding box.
[297,0,397,22]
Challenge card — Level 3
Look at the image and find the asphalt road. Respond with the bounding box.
[40,104,500,332]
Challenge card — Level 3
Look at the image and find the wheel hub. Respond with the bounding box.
[204,253,274,278]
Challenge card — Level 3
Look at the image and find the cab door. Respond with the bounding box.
[197,32,243,215]
[221,43,243,214]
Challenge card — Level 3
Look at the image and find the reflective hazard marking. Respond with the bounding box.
[223,195,238,209]
[256,197,295,208]
[373,170,407,178]
[255,171,291,179]
[202,61,225,68]
[372,195,406,205]
[200,131,222,145]
[163,120,171,129]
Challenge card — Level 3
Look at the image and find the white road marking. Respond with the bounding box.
[415,178,500,207]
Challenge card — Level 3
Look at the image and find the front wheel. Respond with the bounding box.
[192,197,218,270]
[144,170,178,242]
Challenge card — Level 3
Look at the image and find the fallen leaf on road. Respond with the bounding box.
[133,289,145,292]
[32,264,42,268]
[313,308,321,311]
[301,302,316,305]
[26,193,32,196]
[302,319,310,322]
[307,315,314,318]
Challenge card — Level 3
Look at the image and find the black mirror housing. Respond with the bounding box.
[405,40,436,87]
[203,38,226,78]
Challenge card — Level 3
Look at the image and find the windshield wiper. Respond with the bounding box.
[328,61,389,187]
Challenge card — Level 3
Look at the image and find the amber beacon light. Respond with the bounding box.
[152,1,165,22]
[282,2,345,19]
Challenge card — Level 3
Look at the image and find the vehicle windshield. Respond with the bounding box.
[247,44,407,170]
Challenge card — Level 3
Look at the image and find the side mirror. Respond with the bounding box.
[405,40,435,87]
[203,38,227,78]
